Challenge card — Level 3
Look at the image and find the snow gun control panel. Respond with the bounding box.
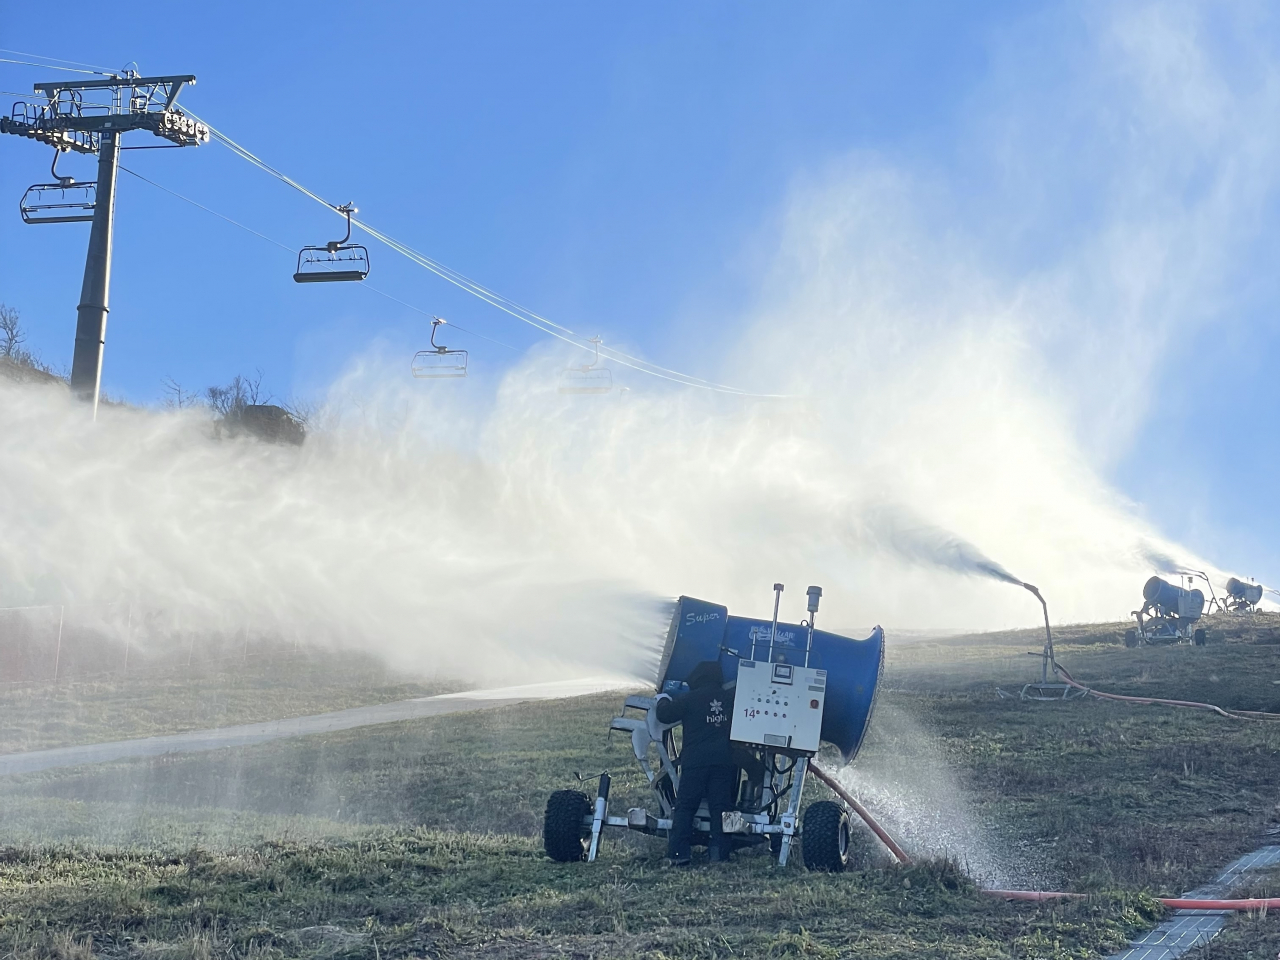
[731,659,827,753]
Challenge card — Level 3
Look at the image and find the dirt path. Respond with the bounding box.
[0,677,634,777]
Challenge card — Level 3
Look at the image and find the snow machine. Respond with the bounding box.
[544,584,884,869]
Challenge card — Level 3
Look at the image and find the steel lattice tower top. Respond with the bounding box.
[1,70,207,416]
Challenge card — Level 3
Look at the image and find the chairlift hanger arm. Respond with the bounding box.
[330,203,355,247]
[51,147,72,183]
[430,317,448,351]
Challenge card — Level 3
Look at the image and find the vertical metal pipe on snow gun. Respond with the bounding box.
[805,585,822,665]
[1017,583,1083,701]
[766,582,783,662]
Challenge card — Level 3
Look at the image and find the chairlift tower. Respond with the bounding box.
[1,70,208,416]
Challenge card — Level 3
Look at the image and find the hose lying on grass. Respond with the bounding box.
[1049,659,1280,722]
[811,762,1279,912]
[985,890,1280,911]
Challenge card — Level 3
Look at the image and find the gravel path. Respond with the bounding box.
[1109,844,1280,959]
[0,676,634,777]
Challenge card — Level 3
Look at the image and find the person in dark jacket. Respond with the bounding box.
[656,660,737,864]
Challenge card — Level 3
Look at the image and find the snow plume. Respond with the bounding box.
[3,2,1278,681]
[856,506,1025,588]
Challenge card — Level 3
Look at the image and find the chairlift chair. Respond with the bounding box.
[558,337,612,395]
[20,149,96,224]
[293,203,370,283]
[412,318,469,379]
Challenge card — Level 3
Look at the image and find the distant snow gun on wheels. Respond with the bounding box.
[1223,577,1264,613]
[1125,576,1207,647]
[543,584,885,871]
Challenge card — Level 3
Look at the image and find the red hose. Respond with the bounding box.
[1158,897,1280,910]
[809,761,912,865]
[984,889,1280,911]
[1050,660,1280,722]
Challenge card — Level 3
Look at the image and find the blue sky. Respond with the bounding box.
[0,2,1004,393]
[2,1,1278,590]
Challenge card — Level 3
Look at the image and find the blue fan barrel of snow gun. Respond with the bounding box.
[1143,576,1205,619]
[655,596,885,764]
[1225,577,1264,606]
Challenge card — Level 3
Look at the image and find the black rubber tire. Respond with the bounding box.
[802,800,852,872]
[1193,628,1206,646]
[1124,629,1139,648]
[543,790,591,862]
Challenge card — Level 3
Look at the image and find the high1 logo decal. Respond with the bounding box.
[748,624,797,646]
[707,698,726,727]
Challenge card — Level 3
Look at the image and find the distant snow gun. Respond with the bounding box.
[1173,569,1221,614]
[1223,577,1264,613]
[1003,579,1280,720]
[1125,576,1206,647]
[543,583,887,871]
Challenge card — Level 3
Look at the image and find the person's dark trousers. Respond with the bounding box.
[667,764,737,862]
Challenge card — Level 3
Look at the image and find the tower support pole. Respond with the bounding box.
[70,129,121,416]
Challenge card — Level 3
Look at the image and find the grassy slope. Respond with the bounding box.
[0,617,1278,957]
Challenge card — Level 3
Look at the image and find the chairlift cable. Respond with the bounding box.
[120,166,292,251]
[188,112,789,398]
[356,221,745,390]
[331,215,759,392]
[119,165,520,353]
[350,220,777,394]
[196,116,741,388]
[13,60,776,395]
[186,115,575,337]
[358,287,521,353]
[195,123,588,345]
[0,48,118,74]
[0,56,107,76]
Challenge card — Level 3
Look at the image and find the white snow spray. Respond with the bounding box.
[4,1,1278,686]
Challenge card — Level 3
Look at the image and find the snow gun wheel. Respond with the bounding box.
[1124,629,1139,648]
[544,790,592,862]
[1193,628,1207,646]
[802,800,861,872]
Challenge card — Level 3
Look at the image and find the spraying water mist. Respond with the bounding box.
[0,317,1206,689]
[6,1,1278,686]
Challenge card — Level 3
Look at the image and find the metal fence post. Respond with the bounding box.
[52,605,65,681]
[123,601,132,675]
